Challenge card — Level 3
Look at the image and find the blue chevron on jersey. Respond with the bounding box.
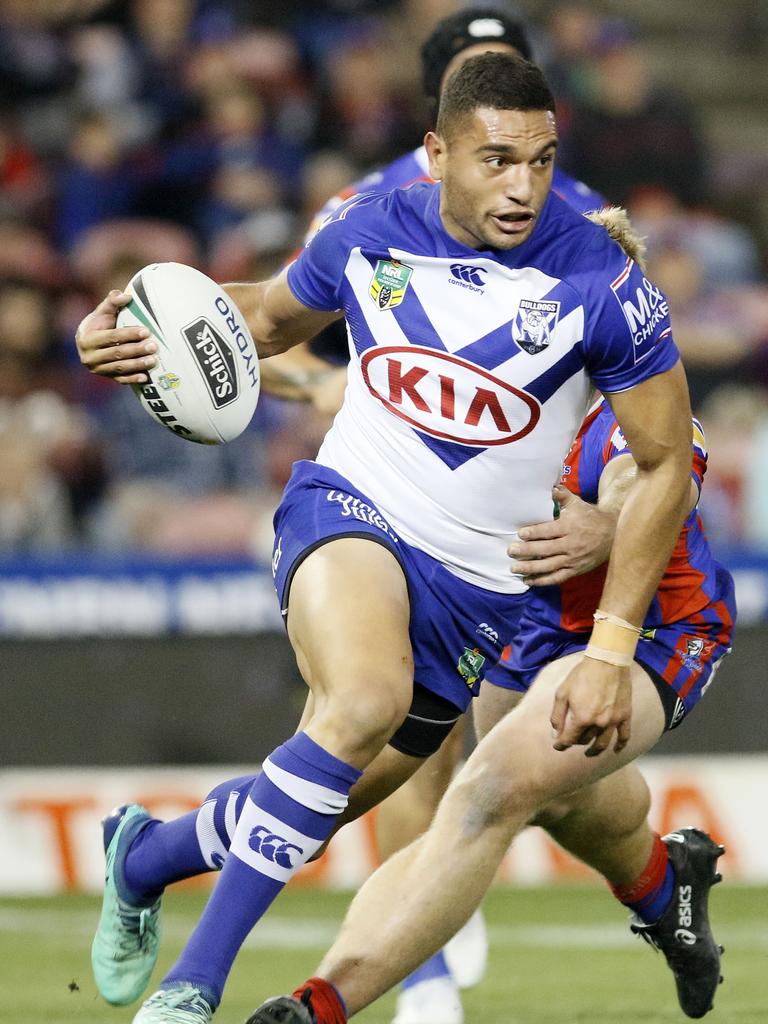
[286,181,678,592]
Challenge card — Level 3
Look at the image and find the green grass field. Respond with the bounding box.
[2,884,765,1024]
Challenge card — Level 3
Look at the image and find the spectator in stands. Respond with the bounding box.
[696,385,768,548]
[564,18,707,206]
[315,19,423,167]
[0,278,105,545]
[0,113,48,220]
[635,193,768,409]
[55,112,142,250]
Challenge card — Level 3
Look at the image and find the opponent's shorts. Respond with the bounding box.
[485,567,736,731]
[272,460,527,716]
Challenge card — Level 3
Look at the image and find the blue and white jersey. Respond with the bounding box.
[288,182,678,593]
[306,144,605,240]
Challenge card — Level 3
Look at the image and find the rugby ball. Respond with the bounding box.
[118,262,260,444]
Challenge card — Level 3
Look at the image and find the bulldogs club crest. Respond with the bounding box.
[512,298,560,354]
[369,259,413,311]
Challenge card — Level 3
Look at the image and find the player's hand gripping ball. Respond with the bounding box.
[117,263,260,444]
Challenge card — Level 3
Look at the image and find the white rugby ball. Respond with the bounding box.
[118,262,260,444]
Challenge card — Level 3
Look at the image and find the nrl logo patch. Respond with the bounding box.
[457,646,486,687]
[512,298,560,354]
[369,259,413,311]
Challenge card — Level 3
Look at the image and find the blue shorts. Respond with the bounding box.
[485,570,736,730]
[272,460,528,712]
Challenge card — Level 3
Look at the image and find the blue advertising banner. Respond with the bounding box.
[0,547,764,637]
[0,553,283,637]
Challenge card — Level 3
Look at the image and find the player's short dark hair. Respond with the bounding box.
[436,52,555,140]
[421,8,533,109]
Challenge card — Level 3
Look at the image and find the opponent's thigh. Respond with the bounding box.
[455,653,666,823]
[474,682,523,739]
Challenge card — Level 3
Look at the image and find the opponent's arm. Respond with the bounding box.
[550,362,692,757]
[507,469,631,586]
[257,344,348,415]
[509,441,699,585]
[76,270,342,385]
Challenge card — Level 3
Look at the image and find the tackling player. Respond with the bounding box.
[250,396,734,1024]
[76,54,695,1024]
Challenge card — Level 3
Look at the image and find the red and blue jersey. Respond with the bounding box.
[553,398,721,634]
[488,397,736,723]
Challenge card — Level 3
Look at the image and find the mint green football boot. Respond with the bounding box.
[91,803,162,1005]
[133,984,215,1023]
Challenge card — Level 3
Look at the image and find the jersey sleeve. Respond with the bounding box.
[287,197,366,312]
[577,244,680,393]
[691,416,708,498]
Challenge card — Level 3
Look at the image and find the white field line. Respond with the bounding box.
[1,909,767,951]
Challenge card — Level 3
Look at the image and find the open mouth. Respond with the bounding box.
[490,211,535,235]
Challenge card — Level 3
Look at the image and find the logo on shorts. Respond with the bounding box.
[685,638,705,659]
[512,299,560,354]
[327,490,399,542]
[272,535,283,577]
[639,627,656,641]
[678,636,713,673]
[475,622,500,646]
[369,259,413,310]
[670,698,686,728]
[457,647,486,687]
[248,826,303,869]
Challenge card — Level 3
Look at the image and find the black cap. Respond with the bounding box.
[421,7,533,107]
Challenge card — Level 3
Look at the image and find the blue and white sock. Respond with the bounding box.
[401,950,453,991]
[123,774,258,903]
[162,732,361,1007]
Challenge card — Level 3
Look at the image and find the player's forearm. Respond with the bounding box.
[259,345,339,402]
[222,281,291,358]
[222,279,340,359]
[596,447,691,626]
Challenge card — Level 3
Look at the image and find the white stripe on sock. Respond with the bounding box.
[224,791,239,842]
[262,758,350,815]
[195,799,229,869]
[230,797,325,883]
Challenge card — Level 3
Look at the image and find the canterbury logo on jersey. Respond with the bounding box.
[361,345,540,446]
[248,826,304,868]
[449,263,487,291]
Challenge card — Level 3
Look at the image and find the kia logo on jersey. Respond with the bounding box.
[361,346,540,446]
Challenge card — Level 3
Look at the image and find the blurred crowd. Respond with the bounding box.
[1,0,767,558]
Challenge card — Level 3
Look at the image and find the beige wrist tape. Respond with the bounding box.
[584,644,635,668]
[593,609,642,634]
[589,618,640,659]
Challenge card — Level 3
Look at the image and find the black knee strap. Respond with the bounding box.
[388,683,462,758]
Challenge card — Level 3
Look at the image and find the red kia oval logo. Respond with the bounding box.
[361,346,540,446]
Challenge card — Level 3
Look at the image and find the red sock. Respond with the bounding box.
[292,977,348,1024]
[610,832,674,921]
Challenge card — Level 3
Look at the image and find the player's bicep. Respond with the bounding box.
[603,363,692,474]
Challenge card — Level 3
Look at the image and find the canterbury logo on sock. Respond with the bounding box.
[248,826,304,869]
[231,800,324,882]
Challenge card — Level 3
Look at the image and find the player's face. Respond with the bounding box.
[427,107,557,251]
